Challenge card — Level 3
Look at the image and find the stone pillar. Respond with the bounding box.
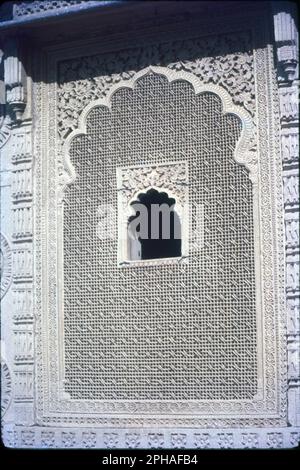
[273,1,299,427]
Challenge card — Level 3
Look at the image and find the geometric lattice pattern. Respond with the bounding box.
[64,73,257,400]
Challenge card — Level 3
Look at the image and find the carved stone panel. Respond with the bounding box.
[1,3,298,449]
[34,26,286,427]
[1,233,12,299]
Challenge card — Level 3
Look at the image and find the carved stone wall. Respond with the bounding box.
[273,1,300,428]
[0,1,299,449]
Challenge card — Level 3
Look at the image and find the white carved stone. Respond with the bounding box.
[279,86,299,123]
[274,0,299,430]
[0,1,299,449]
[283,171,299,207]
[281,129,299,164]
[285,215,299,251]
[0,112,11,150]
[116,160,189,267]
[12,167,32,201]
[1,361,12,417]
[1,233,12,299]
[11,127,32,163]
[14,330,33,364]
[4,38,27,122]
[286,260,300,294]
[287,296,299,336]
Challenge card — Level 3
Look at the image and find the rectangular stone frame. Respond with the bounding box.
[36,14,286,429]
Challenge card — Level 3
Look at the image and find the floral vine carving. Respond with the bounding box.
[58,31,254,138]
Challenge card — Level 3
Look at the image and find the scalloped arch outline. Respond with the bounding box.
[61,65,255,188]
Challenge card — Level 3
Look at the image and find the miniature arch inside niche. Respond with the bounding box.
[127,188,182,261]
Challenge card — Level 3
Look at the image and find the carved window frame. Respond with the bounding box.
[116,160,189,267]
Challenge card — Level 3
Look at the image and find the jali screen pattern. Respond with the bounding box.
[63,73,257,400]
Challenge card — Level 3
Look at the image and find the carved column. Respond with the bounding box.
[273,1,299,426]
[11,123,34,425]
[2,36,34,426]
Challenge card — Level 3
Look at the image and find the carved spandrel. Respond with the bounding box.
[12,287,33,323]
[57,31,255,139]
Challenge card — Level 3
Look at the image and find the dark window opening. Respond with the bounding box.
[128,188,181,260]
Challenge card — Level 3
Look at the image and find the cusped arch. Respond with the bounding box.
[62,65,256,189]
